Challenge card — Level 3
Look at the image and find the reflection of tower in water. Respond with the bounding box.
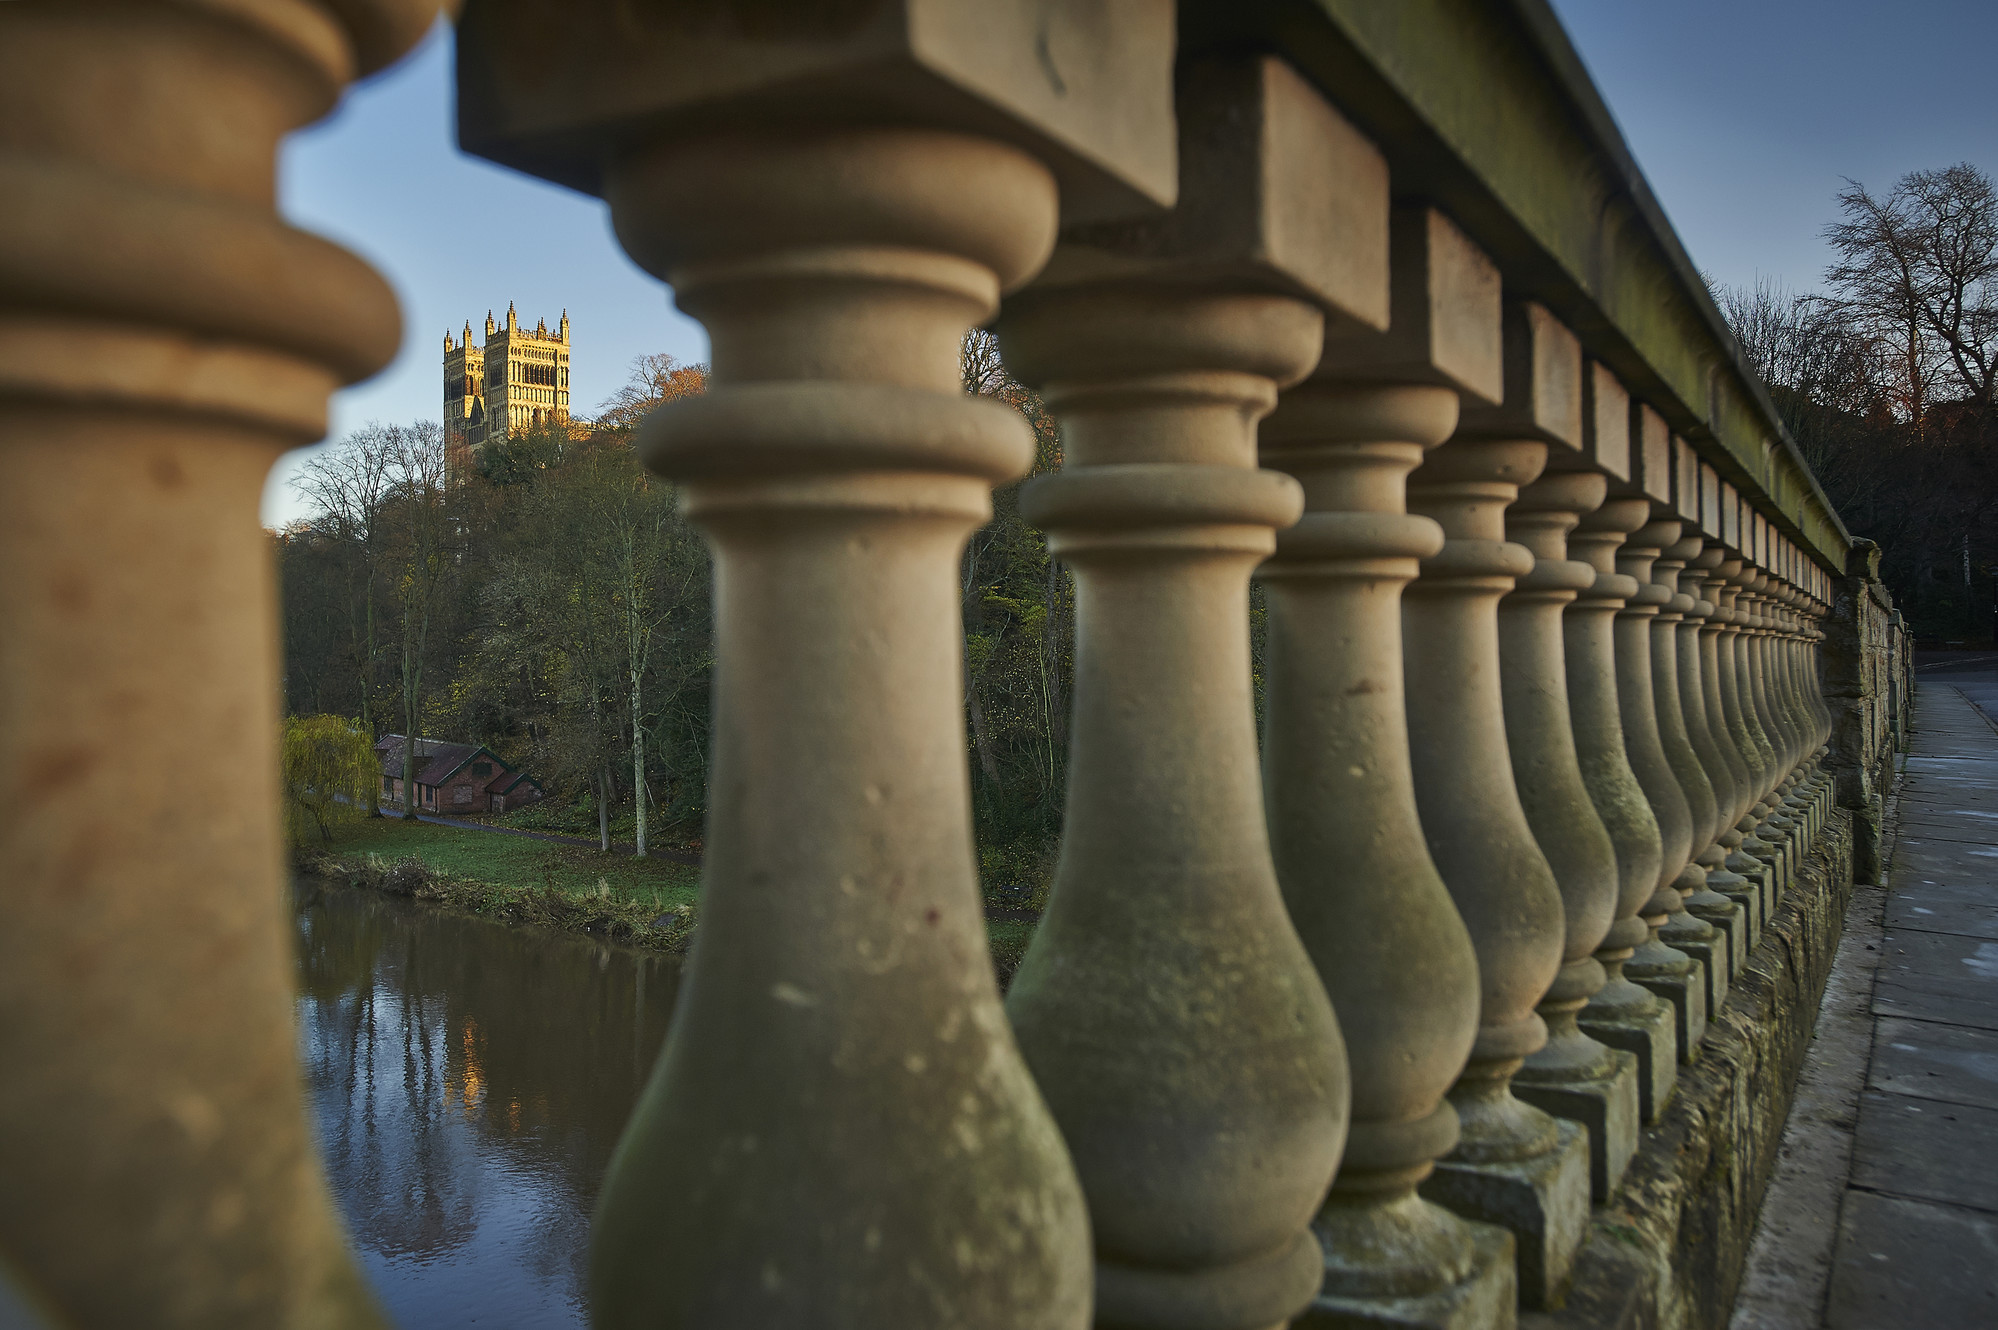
[294,885,684,1326]
[447,1015,486,1120]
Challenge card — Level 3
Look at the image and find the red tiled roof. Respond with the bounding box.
[374,735,515,789]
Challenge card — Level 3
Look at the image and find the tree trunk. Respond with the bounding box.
[599,766,612,853]
[362,576,380,816]
[967,691,1000,788]
[630,603,648,859]
[400,632,418,820]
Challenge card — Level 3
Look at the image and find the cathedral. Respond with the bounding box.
[443,302,571,465]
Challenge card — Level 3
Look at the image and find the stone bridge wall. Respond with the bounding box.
[0,4,1912,1330]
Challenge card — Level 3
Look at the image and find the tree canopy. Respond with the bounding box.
[281,715,379,845]
[1716,161,1998,641]
[277,343,1085,893]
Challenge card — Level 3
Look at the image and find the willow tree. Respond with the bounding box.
[281,714,379,845]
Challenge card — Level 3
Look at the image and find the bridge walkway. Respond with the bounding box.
[1825,675,1998,1326]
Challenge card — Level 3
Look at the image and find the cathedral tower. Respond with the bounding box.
[444,303,571,469]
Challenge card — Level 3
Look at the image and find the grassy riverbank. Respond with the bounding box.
[296,815,700,951]
[297,814,1041,978]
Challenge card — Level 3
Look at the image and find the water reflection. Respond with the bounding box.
[296,882,681,1328]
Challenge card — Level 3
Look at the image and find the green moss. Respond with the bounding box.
[1599,1222,1649,1251]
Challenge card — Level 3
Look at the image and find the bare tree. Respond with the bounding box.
[292,423,398,813]
[1713,275,1884,499]
[384,421,452,818]
[595,353,709,431]
[1825,163,1998,424]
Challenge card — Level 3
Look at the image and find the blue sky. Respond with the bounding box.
[266,2,1998,526]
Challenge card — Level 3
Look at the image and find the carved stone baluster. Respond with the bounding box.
[1406,301,1591,1311]
[1807,571,1838,830]
[1704,553,1775,943]
[1787,583,1820,840]
[457,8,1182,1324]
[1753,568,1810,884]
[1640,524,1734,1017]
[0,4,434,1325]
[1502,472,1639,1202]
[1731,566,1794,915]
[1730,559,1790,888]
[1566,494,1678,1123]
[1670,538,1750,978]
[999,58,1374,1330]
[1765,572,1816,861]
[1262,205,1516,1329]
[1780,542,1823,841]
[1607,517,1707,1068]
[1805,594,1834,834]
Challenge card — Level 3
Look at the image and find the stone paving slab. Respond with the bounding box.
[1869,1016,1998,1108]
[1826,1191,1998,1330]
[1891,817,1998,847]
[1903,768,1998,782]
[1894,802,1998,822]
[1850,1090,1998,1212]
[1884,878,1998,939]
[1873,928,1998,1031]
[1878,818,1990,858]
[1896,786,1998,810]
[1900,761,1998,780]
[1896,786,1998,809]
[1897,747,1998,764]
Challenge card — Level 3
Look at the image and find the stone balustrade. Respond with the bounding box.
[0,3,1912,1328]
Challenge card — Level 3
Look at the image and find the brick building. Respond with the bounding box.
[374,735,544,815]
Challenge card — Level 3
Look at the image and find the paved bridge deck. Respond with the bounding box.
[1827,675,1998,1326]
[1741,671,1998,1328]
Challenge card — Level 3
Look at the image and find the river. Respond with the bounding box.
[295,881,682,1328]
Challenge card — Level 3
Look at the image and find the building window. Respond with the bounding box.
[472,761,492,777]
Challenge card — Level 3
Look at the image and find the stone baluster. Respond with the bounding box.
[1685,546,1752,824]
[1807,568,1839,826]
[1766,571,1814,798]
[457,7,1181,1323]
[1405,301,1591,1310]
[1787,581,1823,840]
[1704,552,1777,941]
[1669,538,1751,976]
[998,58,1372,1330]
[1608,501,1706,1068]
[1261,205,1516,1328]
[1803,587,1836,836]
[1774,576,1817,808]
[1640,524,1734,1017]
[1768,568,1819,850]
[1732,564,1796,910]
[1789,550,1830,838]
[1566,489,1679,1123]
[1782,535,1830,834]
[1776,541,1822,842]
[1501,472,1639,1203]
[0,4,436,1325]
